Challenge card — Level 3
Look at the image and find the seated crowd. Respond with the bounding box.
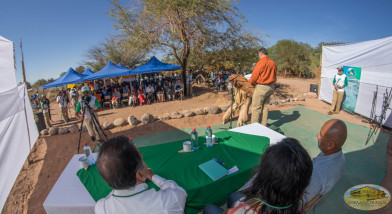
[94,73,185,108]
[94,119,347,214]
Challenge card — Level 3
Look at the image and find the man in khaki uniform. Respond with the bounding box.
[56,90,70,123]
[328,67,348,115]
[75,86,101,142]
[248,48,277,126]
[40,94,52,128]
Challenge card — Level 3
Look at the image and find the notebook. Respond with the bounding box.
[199,159,228,181]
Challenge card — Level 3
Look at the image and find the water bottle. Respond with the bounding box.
[129,138,136,146]
[83,143,95,165]
[205,125,213,147]
[191,128,199,150]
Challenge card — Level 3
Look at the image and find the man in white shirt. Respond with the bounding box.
[95,136,187,214]
[145,83,155,103]
[328,67,348,115]
[56,90,70,123]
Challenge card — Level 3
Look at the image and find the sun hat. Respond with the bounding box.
[81,85,91,93]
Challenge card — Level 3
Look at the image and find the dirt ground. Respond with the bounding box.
[2,77,375,214]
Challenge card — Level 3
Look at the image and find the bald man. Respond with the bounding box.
[303,119,347,203]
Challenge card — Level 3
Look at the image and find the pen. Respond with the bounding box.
[213,158,225,165]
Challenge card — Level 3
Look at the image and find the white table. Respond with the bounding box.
[43,123,285,214]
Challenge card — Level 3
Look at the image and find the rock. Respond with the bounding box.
[158,114,171,121]
[184,110,196,117]
[195,108,207,115]
[220,105,231,112]
[114,118,127,127]
[141,113,155,124]
[289,99,294,102]
[294,97,298,101]
[169,112,184,119]
[103,122,114,130]
[298,97,306,101]
[48,127,58,136]
[303,92,318,99]
[58,127,69,135]
[40,129,49,135]
[206,106,221,114]
[280,99,286,103]
[68,124,79,134]
[128,115,141,125]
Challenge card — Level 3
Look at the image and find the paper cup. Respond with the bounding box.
[79,156,90,170]
[183,141,192,152]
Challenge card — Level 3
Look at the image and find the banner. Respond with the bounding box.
[342,66,362,113]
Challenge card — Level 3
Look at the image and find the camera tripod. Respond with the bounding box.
[77,101,108,153]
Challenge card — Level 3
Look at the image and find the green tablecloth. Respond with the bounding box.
[77,131,270,213]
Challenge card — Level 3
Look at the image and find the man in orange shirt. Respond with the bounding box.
[248,48,277,126]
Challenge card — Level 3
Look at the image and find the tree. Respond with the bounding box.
[32,79,49,88]
[75,66,86,74]
[84,36,149,71]
[110,0,257,94]
[269,40,313,78]
[59,72,66,77]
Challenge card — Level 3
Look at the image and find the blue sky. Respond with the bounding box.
[1,0,391,84]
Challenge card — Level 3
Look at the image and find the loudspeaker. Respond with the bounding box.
[35,112,46,131]
[310,84,318,94]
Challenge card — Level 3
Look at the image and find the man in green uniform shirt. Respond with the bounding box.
[75,86,102,143]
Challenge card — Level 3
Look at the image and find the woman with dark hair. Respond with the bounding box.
[204,138,313,214]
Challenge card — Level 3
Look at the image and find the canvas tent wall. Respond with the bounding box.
[320,36,392,128]
[0,36,39,211]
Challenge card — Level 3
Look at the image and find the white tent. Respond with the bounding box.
[320,36,392,128]
[0,36,39,211]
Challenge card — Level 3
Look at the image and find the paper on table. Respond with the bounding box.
[228,166,239,175]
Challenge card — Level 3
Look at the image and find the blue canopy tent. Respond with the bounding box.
[117,63,129,70]
[130,56,181,75]
[43,68,86,89]
[81,68,94,76]
[83,61,131,81]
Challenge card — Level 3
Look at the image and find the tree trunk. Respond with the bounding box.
[181,58,188,95]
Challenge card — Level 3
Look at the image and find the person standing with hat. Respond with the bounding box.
[40,94,52,128]
[248,47,277,126]
[56,90,70,123]
[75,86,102,143]
[328,67,348,115]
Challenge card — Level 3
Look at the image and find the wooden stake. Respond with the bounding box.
[20,38,27,83]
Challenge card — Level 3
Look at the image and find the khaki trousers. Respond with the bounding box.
[85,113,101,141]
[330,90,344,113]
[60,107,69,122]
[251,84,274,126]
[43,112,52,128]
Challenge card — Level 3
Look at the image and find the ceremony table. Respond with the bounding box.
[43,123,285,214]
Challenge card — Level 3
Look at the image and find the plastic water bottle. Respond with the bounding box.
[191,128,199,150]
[205,125,213,147]
[83,143,95,165]
[129,138,136,146]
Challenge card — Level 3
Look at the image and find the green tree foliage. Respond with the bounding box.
[110,0,259,94]
[59,72,66,77]
[75,66,86,74]
[84,36,149,72]
[30,78,55,89]
[269,40,313,78]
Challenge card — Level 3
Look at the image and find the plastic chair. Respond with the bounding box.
[121,93,129,107]
[103,95,112,109]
